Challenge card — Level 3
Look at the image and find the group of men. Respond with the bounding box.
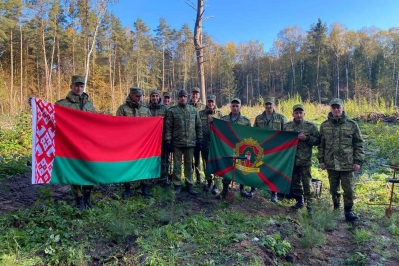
[55,75,364,222]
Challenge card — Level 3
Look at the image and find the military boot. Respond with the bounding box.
[123,183,131,200]
[75,197,85,211]
[249,187,257,197]
[203,179,212,192]
[211,185,220,195]
[216,183,229,199]
[333,201,341,210]
[174,185,182,195]
[141,183,152,197]
[291,195,304,209]
[270,192,278,203]
[186,183,198,195]
[83,192,94,209]
[344,206,360,221]
[240,184,252,198]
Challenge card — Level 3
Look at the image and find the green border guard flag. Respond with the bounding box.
[206,119,299,194]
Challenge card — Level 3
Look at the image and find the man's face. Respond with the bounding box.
[129,93,142,103]
[264,102,274,114]
[330,104,344,118]
[178,95,188,104]
[207,100,215,109]
[163,96,171,105]
[191,92,200,102]
[70,83,85,96]
[150,94,159,104]
[293,109,305,121]
[230,102,241,115]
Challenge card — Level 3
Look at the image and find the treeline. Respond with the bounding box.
[1,0,399,115]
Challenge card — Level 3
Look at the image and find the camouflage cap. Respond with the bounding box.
[293,104,305,111]
[71,75,85,84]
[192,87,200,93]
[178,89,188,97]
[265,96,275,104]
[163,91,171,98]
[130,87,143,96]
[149,89,160,96]
[207,94,216,101]
[329,98,343,106]
[231,98,241,104]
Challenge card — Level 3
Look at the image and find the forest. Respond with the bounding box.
[1,0,399,115]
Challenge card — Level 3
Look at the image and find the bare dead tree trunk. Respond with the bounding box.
[57,35,61,100]
[194,0,206,100]
[20,26,23,111]
[10,29,14,114]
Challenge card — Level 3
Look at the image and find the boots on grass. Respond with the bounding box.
[203,179,212,192]
[240,184,252,198]
[211,185,220,195]
[344,206,360,221]
[195,168,201,184]
[141,183,152,197]
[186,183,198,195]
[83,192,94,209]
[291,195,304,209]
[75,197,85,211]
[216,183,229,199]
[123,183,131,200]
[249,187,257,197]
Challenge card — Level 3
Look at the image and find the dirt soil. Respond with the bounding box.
[1,173,398,266]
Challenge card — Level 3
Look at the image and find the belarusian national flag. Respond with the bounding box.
[206,119,298,194]
[31,98,162,185]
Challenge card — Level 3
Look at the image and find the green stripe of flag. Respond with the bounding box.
[50,156,160,185]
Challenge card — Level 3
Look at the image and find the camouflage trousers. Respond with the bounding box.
[292,166,314,201]
[71,185,93,198]
[327,170,355,207]
[160,141,171,180]
[172,147,194,185]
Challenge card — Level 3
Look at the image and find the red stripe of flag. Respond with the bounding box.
[214,165,235,176]
[263,139,298,155]
[210,122,235,148]
[260,131,281,145]
[257,172,278,192]
[263,163,292,182]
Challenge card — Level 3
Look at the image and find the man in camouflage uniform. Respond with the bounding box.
[116,87,152,199]
[199,94,223,195]
[318,98,365,221]
[254,96,288,202]
[284,104,320,214]
[55,75,96,211]
[189,87,206,184]
[163,91,172,107]
[216,98,253,199]
[165,89,203,195]
[147,89,170,186]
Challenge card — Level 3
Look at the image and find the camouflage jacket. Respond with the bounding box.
[116,96,151,117]
[55,91,95,112]
[284,119,320,166]
[188,100,205,111]
[253,111,287,131]
[199,107,223,148]
[317,112,365,171]
[221,113,251,126]
[147,103,168,118]
[165,104,203,147]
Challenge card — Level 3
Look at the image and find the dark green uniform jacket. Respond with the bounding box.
[254,111,287,130]
[165,104,203,147]
[317,112,365,171]
[188,100,205,111]
[199,107,223,150]
[55,91,95,112]
[284,119,320,167]
[221,113,251,126]
[116,96,151,117]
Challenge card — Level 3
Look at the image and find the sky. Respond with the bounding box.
[109,0,399,51]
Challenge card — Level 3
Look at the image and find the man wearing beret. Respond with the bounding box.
[284,104,320,215]
[254,96,288,203]
[55,75,96,211]
[162,91,172,107]
[116,87,152,199]
[318,98,364,221]
[147,89,170,186]
[165,89,203,195]
[199,94,224,194]
[217,98,253,199]
[189,87,206,184]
